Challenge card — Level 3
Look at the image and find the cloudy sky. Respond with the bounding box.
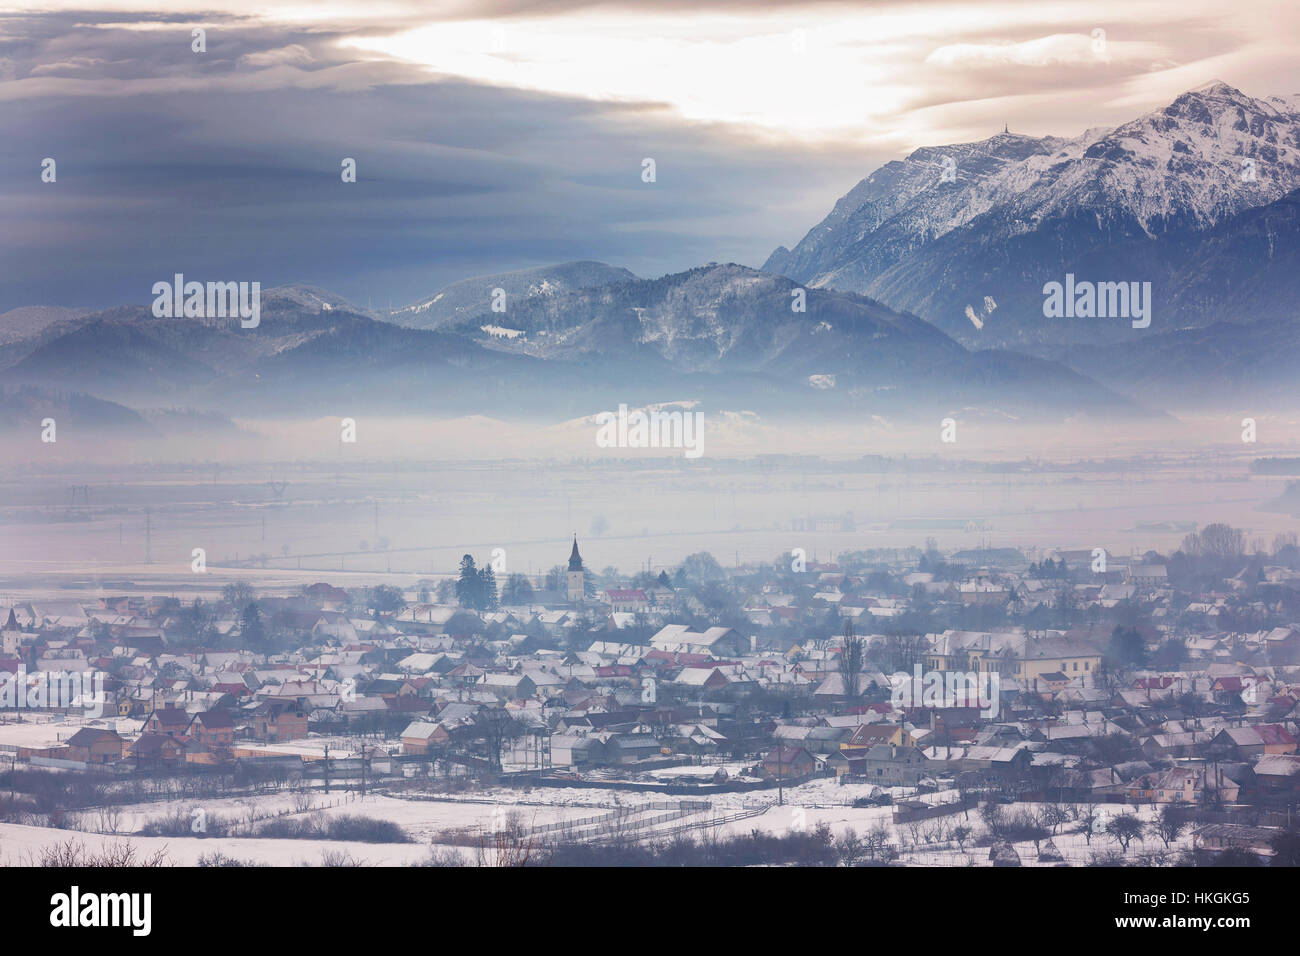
[1,0,1295,311]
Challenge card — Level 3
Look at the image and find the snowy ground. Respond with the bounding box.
[0,744,1198,866]
[0,715,143,751]
[0,821,444,866]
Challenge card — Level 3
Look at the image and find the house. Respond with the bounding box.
[400,720,448,755]
[63,727,126,765]
[549,734,608,768]
[1263,626,1300,663]
[606,733,662,764]
[1193,824,1280,862]
[129,733,186,767]
[800,726,854,754]
[848,744,927,786]
[921,629,1019,675]
[1142,732,1213,760]
[1128,565,1168,588]
[960,745,1033,778]
[1127,768,1199,804]
[1030,671,1070,695]
[602,589,649,613]
[478,673,537,700]
[1257,724,1298,754]
[1253,754,1300,796]
[672,667,731,691]
[249,700,308,743]
[761,745,815,782]
[187,710,235,751]
[650,625,749,658]
[843,723,916,750]
[958,570,1010,606]
[1212,726,1262,759]
[1015,636,1102,684]
[143,702,192,738]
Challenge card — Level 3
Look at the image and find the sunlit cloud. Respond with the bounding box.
[239,43,315,67]
[341,14,920,141]
[925,33,1166,68]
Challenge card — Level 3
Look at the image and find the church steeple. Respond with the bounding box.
[568,535,583,572]
[566,535,585,604]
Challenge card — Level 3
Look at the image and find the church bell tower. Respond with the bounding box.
[566,535,585,604]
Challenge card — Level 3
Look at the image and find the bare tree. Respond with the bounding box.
[1181,523,1244,557]
[952,824,972,852]
[96,806,122,836]
[1153,804,1187,849]
[1105,813,1146,854]
[1041,804,1071,835]
[864,821,891,861]
[475,707,523,772]
[838,620,865,699]
[1077,804,1099,846]
[836,827,864,866]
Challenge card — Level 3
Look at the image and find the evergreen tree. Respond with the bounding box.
[479,564,499,611]
[1107,626,1148,669]
[501,573,534,605]
[456,554,480,608]
[240,602,266,647]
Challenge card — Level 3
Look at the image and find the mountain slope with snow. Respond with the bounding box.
[388,261,637,331]
[764,82,1300,348]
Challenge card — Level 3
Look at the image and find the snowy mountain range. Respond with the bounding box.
[764,81,1300,351]
[0,264,1151,427]
[4,81,1296,431]
[388,261,638,331]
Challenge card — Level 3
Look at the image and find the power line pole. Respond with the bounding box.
[777,745,784,807]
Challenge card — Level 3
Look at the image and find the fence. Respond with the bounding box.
[223,791,359,836]
[63,789,363,837]
[538,800,713,843]
[1167,805,1294,828]
[893,795,977,824]
[643,803,772,842]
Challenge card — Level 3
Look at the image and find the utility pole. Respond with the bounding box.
[777,745,784,806]
[323,743,330,795]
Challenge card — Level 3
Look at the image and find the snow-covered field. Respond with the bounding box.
[0,821,443,867]
[3,788,1190,866]
[0,715,143,751]
[0,741,1198,867]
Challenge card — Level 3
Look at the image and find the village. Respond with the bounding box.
[1,527,1298,867]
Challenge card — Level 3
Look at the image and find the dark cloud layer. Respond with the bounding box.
[1,3,1294,311]
[0,11,871,311]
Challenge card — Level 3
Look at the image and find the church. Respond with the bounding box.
[566,535,585,604]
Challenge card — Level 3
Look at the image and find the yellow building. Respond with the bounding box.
[1014,636,1103,683]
